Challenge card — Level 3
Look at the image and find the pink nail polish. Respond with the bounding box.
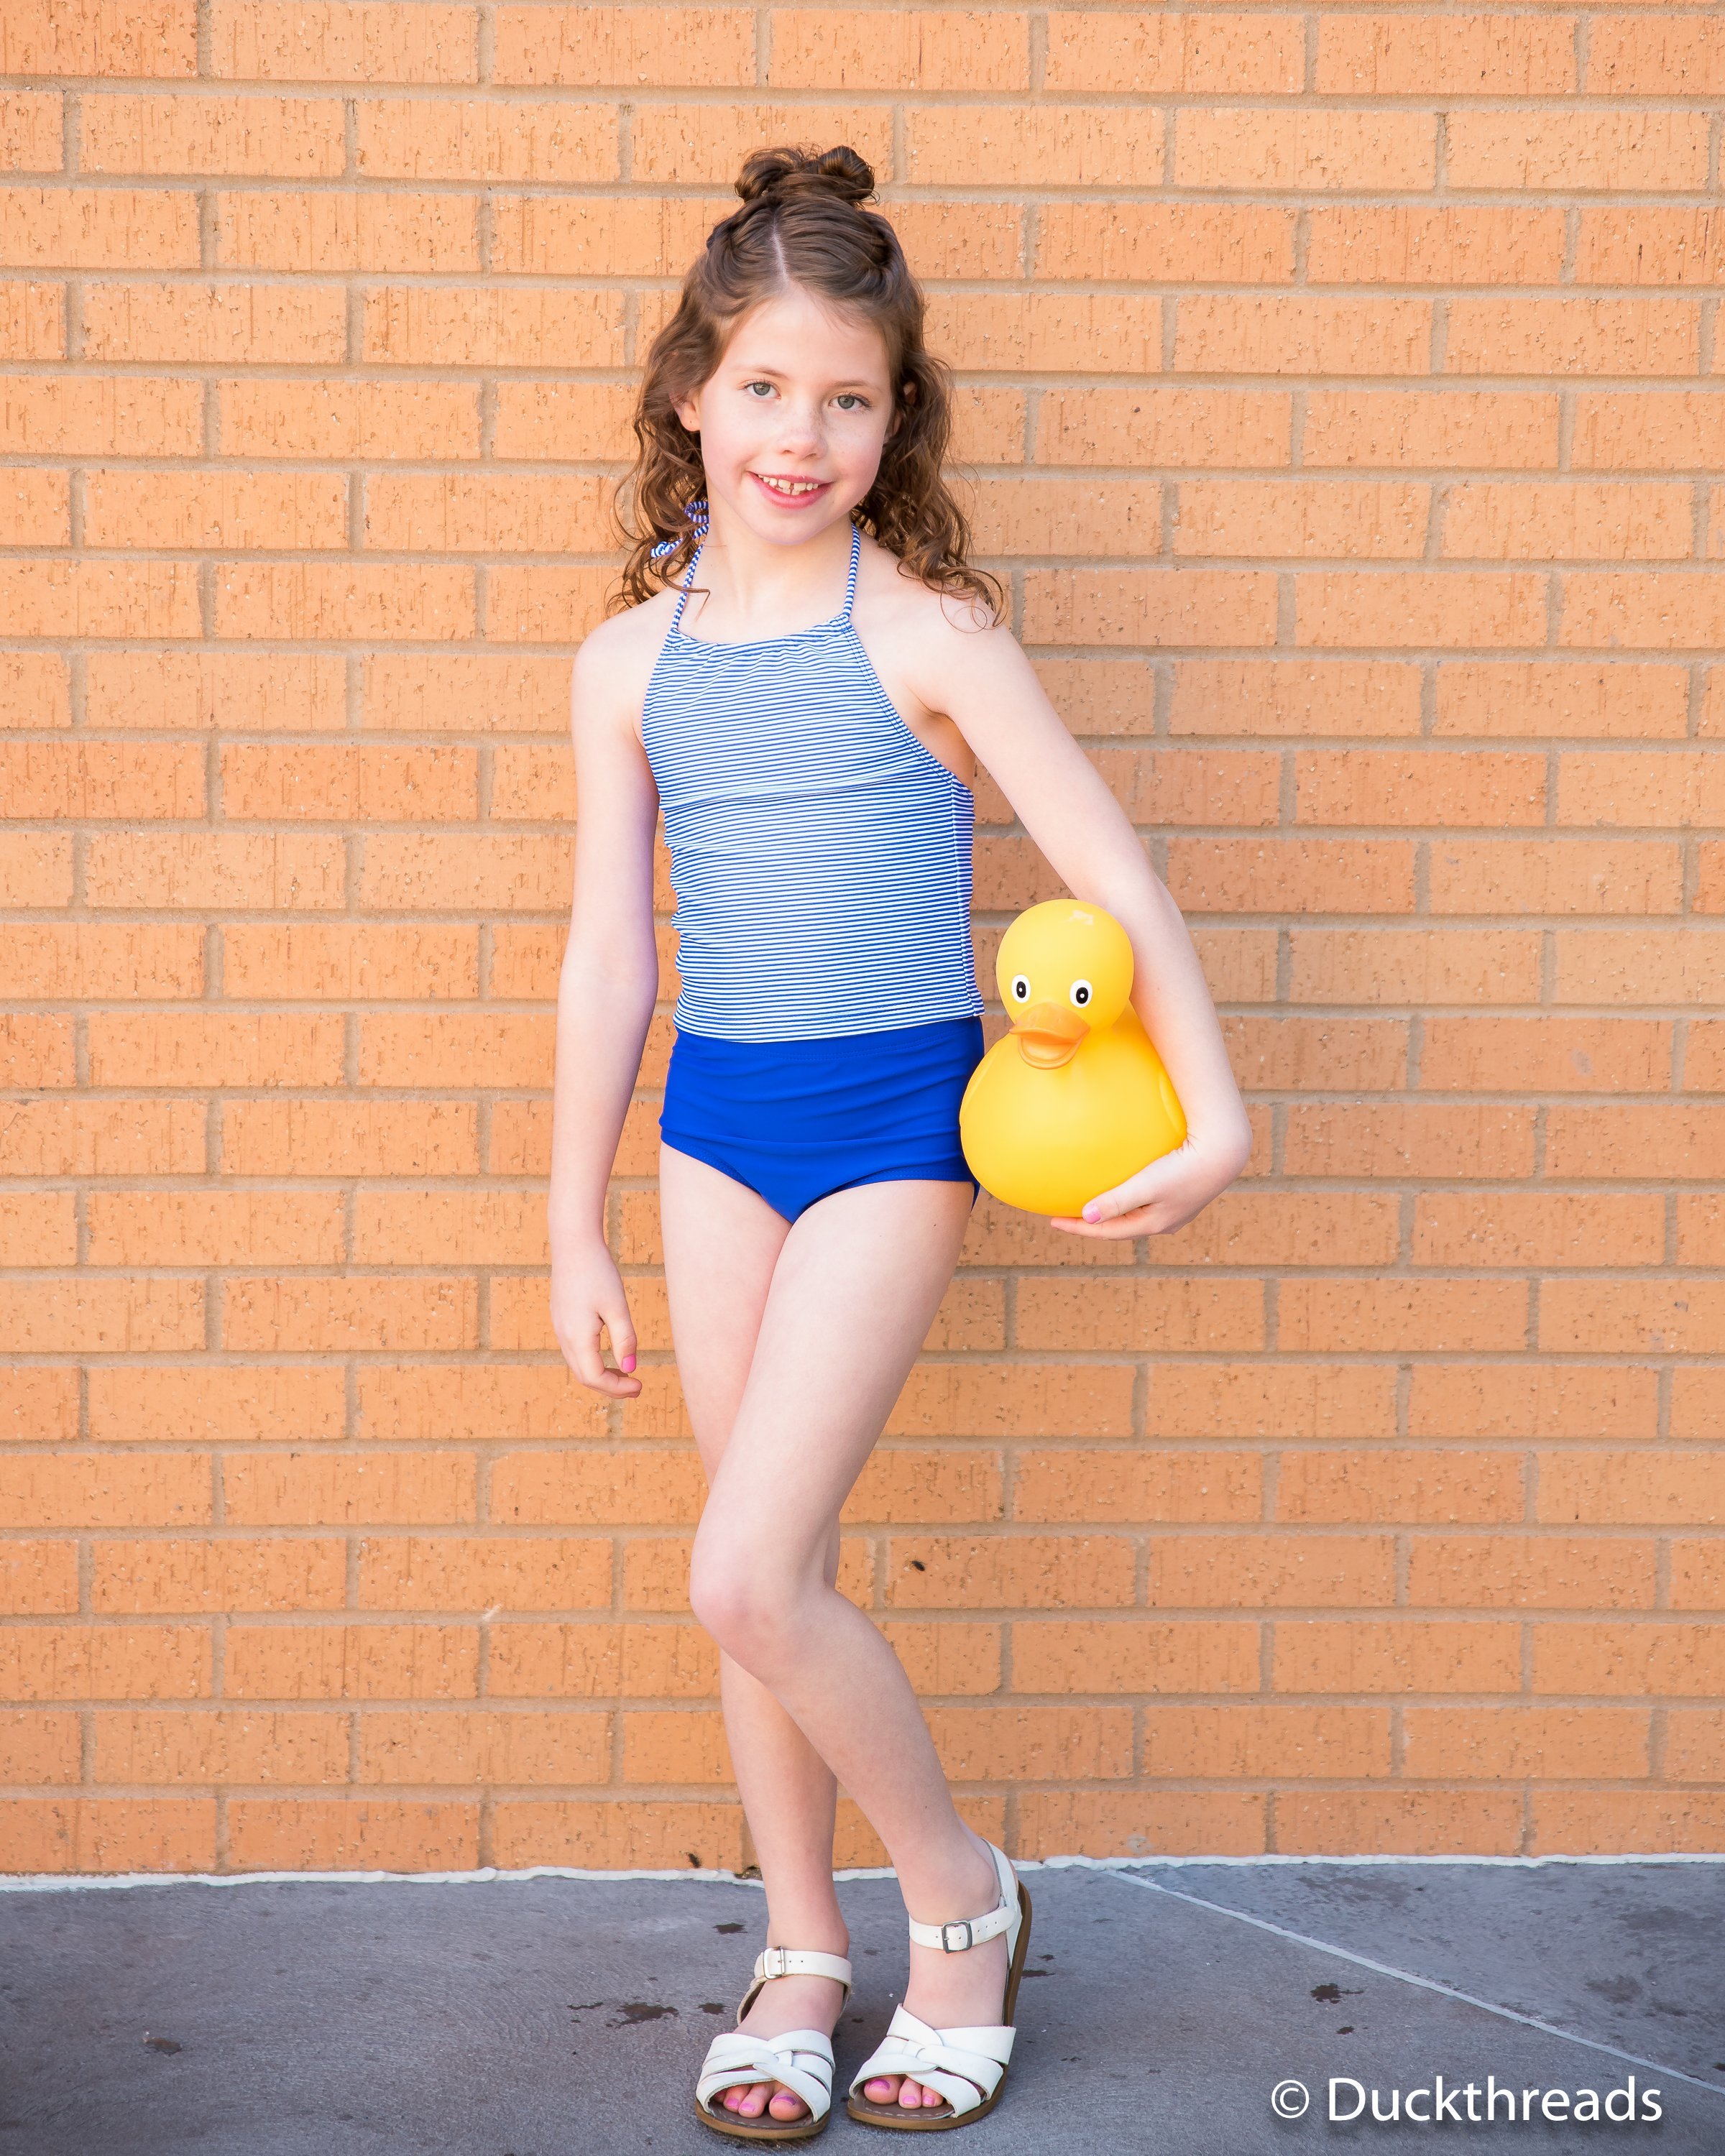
[620,1353,635,1373]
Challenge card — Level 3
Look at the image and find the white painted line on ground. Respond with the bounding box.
[0,1851,1719,1894]
[1108,1868,1725,2105]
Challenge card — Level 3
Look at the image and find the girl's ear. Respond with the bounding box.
[671,390,700,435]
[886,379,916,440]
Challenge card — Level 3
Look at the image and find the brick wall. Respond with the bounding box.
[3,1,1722,1876]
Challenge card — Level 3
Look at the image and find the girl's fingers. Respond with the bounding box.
[602,1305,638,1375]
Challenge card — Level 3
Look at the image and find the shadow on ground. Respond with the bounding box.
[1,1859,1721,2153]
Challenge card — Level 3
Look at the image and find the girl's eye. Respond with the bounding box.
[744,381,775,398]
[1070,978,1093,1009]
[834,393,868,410]
[1011,975,1030,1002]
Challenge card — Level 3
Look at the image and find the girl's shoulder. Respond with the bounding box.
[854,534,1009,665]
[570,581,684,740]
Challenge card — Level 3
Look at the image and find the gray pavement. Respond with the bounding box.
[1,1858,1721,2153]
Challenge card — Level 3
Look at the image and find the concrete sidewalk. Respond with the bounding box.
[1,1858,1721,2153]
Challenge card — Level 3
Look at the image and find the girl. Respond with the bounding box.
[549,144,1251,2139]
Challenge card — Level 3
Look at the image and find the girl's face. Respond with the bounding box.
[673,285,897,546]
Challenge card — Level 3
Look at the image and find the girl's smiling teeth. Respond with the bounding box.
[751,471,830,500]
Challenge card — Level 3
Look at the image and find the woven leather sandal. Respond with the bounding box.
[845,1841,1032,2132]
[694,1945,854,2142]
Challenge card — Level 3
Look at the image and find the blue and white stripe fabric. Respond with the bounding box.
[640,522,984,1043]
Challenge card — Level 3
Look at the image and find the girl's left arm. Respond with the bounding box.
[924,611,1254,1240]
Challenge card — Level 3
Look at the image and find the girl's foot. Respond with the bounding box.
[860,1830,1011,2114]
[717,1971,849,2124]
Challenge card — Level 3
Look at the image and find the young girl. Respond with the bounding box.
[549,144,1251,2139]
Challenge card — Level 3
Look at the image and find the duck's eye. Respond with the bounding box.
[1070,978,1093,1009]
[1010,975,1031,1003]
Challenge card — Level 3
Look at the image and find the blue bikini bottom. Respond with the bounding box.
[659,1015,986,1227]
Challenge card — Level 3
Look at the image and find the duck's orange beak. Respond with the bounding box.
[1011,1000,1088,1069]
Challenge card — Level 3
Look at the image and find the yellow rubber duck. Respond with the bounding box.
[960,899,1187,1217]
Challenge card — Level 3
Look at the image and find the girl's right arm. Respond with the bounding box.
[548,619,663,1399]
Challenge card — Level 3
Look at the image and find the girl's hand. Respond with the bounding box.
[551,1241,643,1397]
[1049,1128,1253,1241]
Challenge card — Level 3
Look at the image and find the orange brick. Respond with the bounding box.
[227,1798,479,1871]
[365,472,612,553]
[83,829,344,910]
[0,186,199,269]
[1274,1619,1521,1693]
[1177,110,1434,190]
[1151,1533,1396,1608]
[1279,1278,1527,1355]
[0,1015,75,1088]
[1018,1788,1265,1857]
[83,282,346,363]
[224,1104,479,1173]
[0,829,72,906]
[1671,1543,1725,1611]
[0,281,64,359]
[1683,1023,1725,1095]
[1036,387,1289,470]
[1428,837,1683,916]
[0,1276,203,1353]
[0,2,198,78]
[1044,12,1302,95]
[1288,928,1542,1004]
[1174,481,1427,561]
[92,1537,345,1613]
[1179,295,1431,377]
[490,745,579,821]
[356,1010,553,1088]
[633,104,893,186]
[358,1535,611,1613]
[1446,299,1698,380]
[491,379,634,459]
[1279,1450,1522,1524]
[0,1623,210,1700]
[489,193,719,278]
[1298,571,1545,650]
[226,1622,477,1699]
[1226,1016,1409,1092]
[1414,1192,1665,1269]
[1537,1452,1723,1528]
[1011,1619,1259,1694]
[1576,210,1725,288]
[1406,1707,1650,1779]
[1542,1281,1725,1354]
[0,1544,79,1616]
[1283,1789,1522,1854]
[908,106,1164,188]
[0,741,203,820]
[1169,837,1413,913]
[0,93,62,174]
[0,1369,79,1445]
[492,5,755,86]
[1306,392,1559,471]
[1562,572,1725,651]
[1018,1277,1264,1354]
[1295,749,1545,826]
[1420,1016,1672,1093]
[1435,661,1689,739]
[774,10,1029,88]
[224,1277,477,1354]
[217,188,478,271]
[94,1708,348,1784]
[0,1095,203,1176]
[359,834,570,913]
[221,379,481,460]
[88,650,346,732]
[621,1708,730,1784]
[488,1621,717,1700]
[357,1365,604,1442]
[0,560,200,641]
[0,1799,216,1874]
[888,1535,1135,1610]
[86,1013,344,1092]
[0,1710,80,1784]
[1147,1703,1391,1775]
[1024,568,1277,648]
[1443,482,1693,563]
[1573,392,1725,472]
[80,92,346,175]
[1532,1621,1725,1696]
[88,469,347,548]
[216,561,476,642]
[224,921,472,1003]
[211,2,479,82]
[0,468,68,545]
[1317,15,1573,94]
[1552,929,1725,1005]
[1172,660,1422,737]
[487,566,615,643]
[86,1189,343,1267]
[1548,1102,1725,1179]
[0,1455,209,1529]
[1036,201,1295,285]
[967,477,1162,557]
[355,97,615,181]
[1449,112,1708,193]
[1013,1450,1258,1524]
[363,653,570,732]
[362,285,622,369]
[1409,1536,1655,1609]
[1589,19,1725,94]
[1307,206,1565,287]
[492,1798,743,1871]
[220,742,477,820]
[0,1190,75,1266]
[360,1707,608,1784]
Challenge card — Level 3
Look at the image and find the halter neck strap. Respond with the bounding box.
[838,522,861,625]
[670,538,704,634]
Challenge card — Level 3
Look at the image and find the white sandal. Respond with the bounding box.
[694,1944,854,2142]
[845,1840,1033,2132]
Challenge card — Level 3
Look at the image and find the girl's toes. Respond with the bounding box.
[898,2077,929,2109]
[768,2085,809,2120]
[734,2082,768,2118]
[865,2074,902,2104]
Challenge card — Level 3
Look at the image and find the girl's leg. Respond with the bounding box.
[659,1143,851,2124]
[683,1174,1011,2113]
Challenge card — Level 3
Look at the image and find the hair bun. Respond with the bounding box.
[735,144,875,209]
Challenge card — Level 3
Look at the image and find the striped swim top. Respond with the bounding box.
[640,521,984,1043]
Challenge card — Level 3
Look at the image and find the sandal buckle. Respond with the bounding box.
[760,1946,791,1978]
[938,1920,973,1953]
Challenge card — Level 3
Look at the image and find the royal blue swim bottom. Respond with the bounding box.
[659,1015,986,1227]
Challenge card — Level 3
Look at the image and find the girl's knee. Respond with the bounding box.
[689,1541,805,1662]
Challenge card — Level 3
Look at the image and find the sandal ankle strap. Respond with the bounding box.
[753,1946,853,1987]
[906,1839,1018,1953]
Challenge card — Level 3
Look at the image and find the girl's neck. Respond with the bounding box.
[685,512,856,639]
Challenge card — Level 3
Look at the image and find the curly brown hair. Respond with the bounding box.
[608,142,1003,622]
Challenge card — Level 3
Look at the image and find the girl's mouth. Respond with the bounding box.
[748,471,832,507]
